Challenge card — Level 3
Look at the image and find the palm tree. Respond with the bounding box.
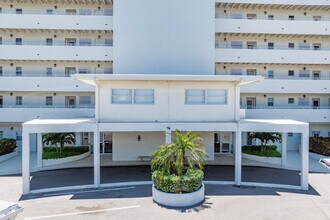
[42,133,76,153]
[151,130,208,176]
[248,132,281,152]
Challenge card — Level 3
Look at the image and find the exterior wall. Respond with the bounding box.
[98,80,236,122]
[112,131,214,161]
[310,124,330,137]
[113,0,215,75]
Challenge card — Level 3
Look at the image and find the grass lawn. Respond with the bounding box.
[42,146,89,160]
[242,145,282,158]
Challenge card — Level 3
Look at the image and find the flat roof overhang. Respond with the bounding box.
[73,74,263,86]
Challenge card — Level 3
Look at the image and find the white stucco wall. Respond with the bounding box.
[98,80,236,122]
[113,0,215,75]
[112,131,214,161]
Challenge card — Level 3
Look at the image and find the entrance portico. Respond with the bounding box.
[22,118,309,195]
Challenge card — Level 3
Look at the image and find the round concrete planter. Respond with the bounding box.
[152,184,205,207]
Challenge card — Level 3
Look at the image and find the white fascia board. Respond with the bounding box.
[240,119,309,133]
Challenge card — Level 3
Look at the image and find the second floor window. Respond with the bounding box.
[268,70,274,79]
[267,98,274,107]
[0,66,2,76]
[288,70,295,77]
[46,96,53,106]
[16,67,22,76]
[16,96,22,105]
[185,89,227,105]
[298,98,309,106]
[46,38,53,46]
[288,98,294,104]
[111,89,154,104]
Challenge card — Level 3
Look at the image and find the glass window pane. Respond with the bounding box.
[112,89,132,104]
[134,89,154,104]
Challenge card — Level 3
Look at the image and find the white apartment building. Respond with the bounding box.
[0,0,328,194]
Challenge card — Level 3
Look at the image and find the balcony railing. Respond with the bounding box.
[215,44,330,51]
[0,41,113,47]
[215,13,330,21]
[0,9,113,16]
[0,70,113,77]
[0,105,94,109]
[241,106,330,110]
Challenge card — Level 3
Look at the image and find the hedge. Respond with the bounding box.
[152,169,204,194]
[242,145,281,158]
[310,137,330,156]
[0,138,17,156]
[42,146,89,160]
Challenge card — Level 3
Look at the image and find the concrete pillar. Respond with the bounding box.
[75,132,82,146]
[22,130,30,195]
[37,133,43,168]
[235,125,242,186]
[281,133,287,167]
[93,129,100,188]
[165,127,171,144]
[301,131,309,190]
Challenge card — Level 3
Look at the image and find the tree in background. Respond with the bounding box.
[42,133,76,153]
[248,132,281,152]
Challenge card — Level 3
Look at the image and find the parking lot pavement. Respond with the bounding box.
[0,173,329,220]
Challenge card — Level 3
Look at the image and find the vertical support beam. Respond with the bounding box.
[37,133,43,168]
[234,83,240,121]
[165,127,171,144]
[22,129,30,195]
[301,130,309,190]
[281,132,287,167]
[235,124,242,186]
[93,127,100,188]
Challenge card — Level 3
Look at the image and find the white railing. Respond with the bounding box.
[0,10,113,16]
[241,106,330,110]
[0,41,113,47]
[0,105,94,109]
[0,72,113,77]
[215,13,330,21]
[215,44,329,51]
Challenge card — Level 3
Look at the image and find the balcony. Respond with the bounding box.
[0,105,95,123]
[215,15,330,36]
[0,13,113,31]
[243,107,330,123]
[240,79,329,94]
[0,76,94,92]
[215,48,330,64]
[0,45,113,61]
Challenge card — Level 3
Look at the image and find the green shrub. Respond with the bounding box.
[0,138,17,156]
[242,145,281,158]
[309,137,330,156]
[152,169,204,193]
[42,146,89,160]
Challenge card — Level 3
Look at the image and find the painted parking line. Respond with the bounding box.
[43,186,136,197]
[24,205,141,220]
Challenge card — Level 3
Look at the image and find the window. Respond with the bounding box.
[46,96,53,106]
[79,9,92,15]
[66,9,77,15]
[134,89,154,104]
[247,41,257,49]
[267,98,274,107]
[288,70,294,77]
[46,38,53,46]
[185,89,227,105]
[268,42,274,49]
[313,43,321,50]
[46,9,53,15]
[288,98,294,104]
[299,69,310,78]
[268,70,274,79]
[104,67,112,74]
[112,89,132,104]
[288,15,295,20]
[230,13,242,19]
[298,98,309,106]
[78,67,91,74]
[313,16,322,21]
[0,37,2,45]
[15,38,22,45]
[247,14,257,19]
[299,43,310,50]
[16,131,22,141]
[16,9,22,14]
[312,131,320,137]
[268,15,274,20]
[288,43,295,49]
[79,38,92,46]
[0,131,3,139]
[231,41,243,49]
[0,66,2,76]
[16,67,22,76]
[230,69,242,75]
[104,9,113,16]
[246,69,257,76]
[46,67,52,76]
[16,96,22,105]
[0,96,2,108]
[79,96,92,105]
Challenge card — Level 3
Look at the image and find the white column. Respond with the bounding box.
[22,130,30,195]
[235,125,242,186]
[301,131,309,190]
[234,84,240,121]
[93,128,100,188]
[281,133,287,167]
[75,132,82,146]
[37,133,43,168]
[165,127,171,144]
